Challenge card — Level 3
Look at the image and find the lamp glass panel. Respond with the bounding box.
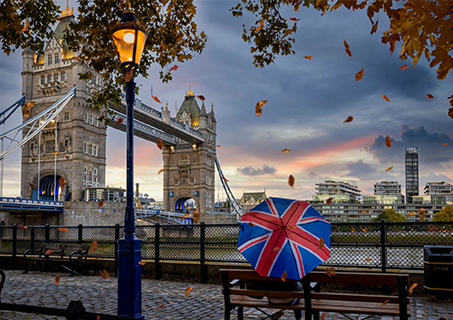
[112,28,135,64]
[134,29,147,65]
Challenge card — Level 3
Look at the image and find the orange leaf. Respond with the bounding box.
[185,286,194,298]
[343,116,353,123]
[156,303,165,310]
[355,68,364,81]
[385,135,392,148]
[59,177,66,190]
[255,100,268,117]
[408,283,418,294]
[23,108,31,118]
[380,299,389,306]
[381,94,392,102]
[444,143,448,146]
[99,270,108,279]
[169,65,178,72]
[256,20,264,31]
[73,56,81,61]
[181,214,191,219]
[364,258,372,262]
[159,44,165,55]
[96,316,100,320]
[22,19,30,32]
[115,117,123,125]
[152,95,162,103]
[449,107,453,119]
[326,197,334,204]
[273,247,282,252]
[119,0,124,11]
[370,20,378,34]
[98,199,106,207]
[317,238,325,250]
[281,271,287,282]
[288,174,295,188]
[217,145,221,147]
[24,101,35,109]
[55,274,61,284]
[57,227,68,232]
[399,64,408,71]
[138,261,147,266]
[326,267,336,277]
[19,224,27,230]
[158,168,165,174]
[124,70,133,83]
[407,211,416,218]
[290,17,300,21]
[320,312,326,320]
[385,166,393,172]
[418,208,426,222]
[222,177,229,182]
[281,149,291,153]
[196,95,206,101]
[90,240,98,253]
[248,222,256,227]
[304,55,313,60]
[343,39,350,50]
[390,42,396,54]
[156,137,163,150]
[286,225,297,229]
[45,250,55,255]
[425,94,434,100]
[345,48,352,57]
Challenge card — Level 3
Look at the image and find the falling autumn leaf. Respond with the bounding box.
[96,316,100,320]
[380,300,389,307]
[425,94,434,100]
[24,101,35,110]
[158,169,165,174]
[222,177,229,182]
[317,238,325,250]
[273,247,282,252]
[385,135,392,148]
[124,70,133,83]
[159,44,165,55]
[22,19,30,32]
[288,174,295,188]
[169,65,178,72]
[408,283,418,294]
[196,95,206,101]
[156,138,163,150]
[45,250,54,256]
[156,303,165,310]
[248,222,256,227]
[115,117,123,125]
[57,228,68,232]
[290,17,300,21]
[281,149,291,153]
[256,19,264,31]
[98,199,106,207]
[55,274,61,285]
[370,19,378,34]
[399,64,408,71]
[385,166,393,172]
[304,55,313,60]
[418,208,426,222]
[286,225,297,229]
[364,258,372,262]
[326,267,336,277]
[343,39,350,49]
[343,116,353,123]
[23,108,31,118]
[185,286,194,298]
[19,224,27,230]
[326,197,334,204]
[355,68,364,81]
[255,100,268,117]
[216,145,221,147]
[99,269,110,279]
[90,240,98,253]
[138,261,147,266]
[152,95,162,103]
[381,94,392,102]
[320,312,326,320]
[281,271,287,282]
[449,107,453,119]
[345,48,352,57]
[407,211,417,218]
[444,143,448,146]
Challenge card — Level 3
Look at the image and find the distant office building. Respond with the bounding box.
[363,181,404,204]
[312,180,362,203]
[424,182,452,195]
[405,147,419,204]
[374,181,402,195]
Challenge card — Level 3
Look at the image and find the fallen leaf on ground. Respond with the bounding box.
[399,64,408,71]
[57,227,68,232]
[90,240,98,253]
[281,149,291,153]
[156,138,163,150]
[355,68,364,81]
[343,116,353,123]
[185,286,194,298]
[385,135,392,148]
[55,274,60,284]
[288,175,295,188]
[156,303,165,310]
[152,96,162,103]
[385,166,393,172]
[408,283,418,294]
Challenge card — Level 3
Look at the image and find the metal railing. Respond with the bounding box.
[0,220,452,282]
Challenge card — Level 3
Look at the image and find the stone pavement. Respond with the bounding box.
[0,270,452,320]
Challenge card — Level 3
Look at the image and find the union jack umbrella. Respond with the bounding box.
[238,197,331,280]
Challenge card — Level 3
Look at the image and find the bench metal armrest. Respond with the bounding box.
[69,251,87,261]
[23,249,42,258]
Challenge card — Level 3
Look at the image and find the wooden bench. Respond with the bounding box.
[23,243,89,276]
[220,269,411,320]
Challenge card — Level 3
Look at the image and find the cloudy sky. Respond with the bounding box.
[0,1,452,203]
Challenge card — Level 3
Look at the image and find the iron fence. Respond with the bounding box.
[0,220,452,281]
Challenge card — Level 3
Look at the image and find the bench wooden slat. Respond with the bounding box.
[229,289,305,299]
[231,296,305,310]
[311,292,405,303]
[309,271,410,286]
[312,300,410,316]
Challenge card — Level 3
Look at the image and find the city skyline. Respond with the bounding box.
[0,1,452,203]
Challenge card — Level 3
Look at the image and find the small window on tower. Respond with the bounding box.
[89,114,93,124]
[48,55,52,65]
[47,74,52,83]
[54,53,59,64]
[64,111,70,121]
[61,72,65,82]
[41,75,45,85]
[84,112,88,123]
[54,73,59,82]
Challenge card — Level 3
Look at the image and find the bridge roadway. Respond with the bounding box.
[0,197,63,212]
[0,270,451,320]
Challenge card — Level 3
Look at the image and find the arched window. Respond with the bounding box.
[84,112,88,122]
[84,166,88,174]
[30,142,35,155]
[89,114,93,124]
[87,144,93,155]
[83,142,87,154]
[94,168,98,175]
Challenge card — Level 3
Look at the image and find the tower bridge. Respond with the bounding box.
[0,4,245,226]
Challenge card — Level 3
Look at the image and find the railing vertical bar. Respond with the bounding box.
[12,224,17,268]
[115,223,120,277]
[77,224,83,245]
[155,223,161,280]
[380,219,387,273]
[200,222,206,283]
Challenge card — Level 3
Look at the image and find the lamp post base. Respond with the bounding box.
[117,234,144,319]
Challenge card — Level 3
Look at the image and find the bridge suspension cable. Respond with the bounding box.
[0,86,76,160]
[215,156,245,216]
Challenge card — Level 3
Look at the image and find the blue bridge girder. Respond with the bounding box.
[0,197,63,212]
[108,98,204,145]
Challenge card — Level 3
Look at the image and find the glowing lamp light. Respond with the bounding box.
[111,8,148,69]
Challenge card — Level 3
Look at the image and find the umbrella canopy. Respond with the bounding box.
[238,197,331,280]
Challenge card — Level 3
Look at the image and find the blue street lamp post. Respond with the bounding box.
[111,7,148,319]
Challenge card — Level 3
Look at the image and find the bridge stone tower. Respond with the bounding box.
[162,88,217,214]
[20,4,106,201]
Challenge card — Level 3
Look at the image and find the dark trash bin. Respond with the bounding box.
[424,246,453,296]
